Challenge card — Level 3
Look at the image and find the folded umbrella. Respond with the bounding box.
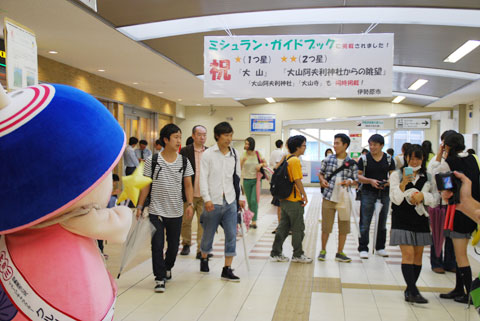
[372,199,383,255]
[117,214,156,278]
[428,206,446,258]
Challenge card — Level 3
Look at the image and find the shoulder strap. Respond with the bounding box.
[361,154,367,175]
[325,159,350,182]
[151,153,159,179]
[180,154,187,174]
[255,151,261,163]
[386,153,392,167]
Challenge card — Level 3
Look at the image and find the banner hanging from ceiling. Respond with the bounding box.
[204,34,393,98]
[4,18,38,91]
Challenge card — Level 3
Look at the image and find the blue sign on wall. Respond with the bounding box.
[250,114,275,132]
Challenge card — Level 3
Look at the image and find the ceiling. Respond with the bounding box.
[1,0,480,108]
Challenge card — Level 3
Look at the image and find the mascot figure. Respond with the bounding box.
[0,84,132,320]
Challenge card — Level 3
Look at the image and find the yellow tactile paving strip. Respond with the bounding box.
[272,196,322,321]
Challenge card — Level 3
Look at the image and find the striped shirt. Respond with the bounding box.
[144,153,194,218]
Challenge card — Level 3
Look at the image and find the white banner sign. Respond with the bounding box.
[396,118,430,129]
[204,34,393,98]
[4,18,38,91]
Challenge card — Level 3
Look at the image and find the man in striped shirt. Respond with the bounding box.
[136,124,194,293]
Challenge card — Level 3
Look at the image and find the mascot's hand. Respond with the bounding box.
[61,206,132,243]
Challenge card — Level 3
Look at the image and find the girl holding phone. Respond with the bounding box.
[389,144,438,303]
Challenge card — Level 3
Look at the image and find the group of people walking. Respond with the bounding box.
[122,123,478,306]
[314,130,478,304]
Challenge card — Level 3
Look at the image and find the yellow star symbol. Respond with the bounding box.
[281,56,287,62]
[117,162,152,207]
[290,56,297,62]
[235,56,241,62]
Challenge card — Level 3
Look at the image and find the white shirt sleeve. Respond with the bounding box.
[421,180,438,207]
[389,171,406,206]
[200,150,211,203]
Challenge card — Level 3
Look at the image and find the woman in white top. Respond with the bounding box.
[389,144,438,304]
[241,137,267,228]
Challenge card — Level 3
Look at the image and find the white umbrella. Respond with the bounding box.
[347,188,361,236]
[371,199,383,255]
[117,214,156,278]
[237,209,251,271]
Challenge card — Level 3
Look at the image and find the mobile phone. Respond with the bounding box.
[404,167,413,176]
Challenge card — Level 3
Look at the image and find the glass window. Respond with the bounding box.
[289,129,320,161]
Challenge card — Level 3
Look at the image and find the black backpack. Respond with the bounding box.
[270,155,296,199]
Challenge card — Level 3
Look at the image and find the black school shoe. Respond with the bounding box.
[454,294,470,304]
[221,266,240,282]
[406,293,428,304]
[440,289,465,299]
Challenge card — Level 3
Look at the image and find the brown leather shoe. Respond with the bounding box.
[432,267,445,274]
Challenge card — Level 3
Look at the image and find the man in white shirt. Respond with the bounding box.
[269,139,286,167]
[135,139,152,162]
[199,122,245,282]
[269,139,287,233]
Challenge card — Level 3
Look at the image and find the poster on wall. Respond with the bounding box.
[349,131,362,158]
[250,114,276,132]
[204,33,393,98]
[4,18,38,91]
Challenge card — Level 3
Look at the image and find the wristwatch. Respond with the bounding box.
[187,203,194,208]
[137,205,144,210]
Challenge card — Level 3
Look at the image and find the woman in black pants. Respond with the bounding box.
[438,133,479,304]
[389,144,437,303]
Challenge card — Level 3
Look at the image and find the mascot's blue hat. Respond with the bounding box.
[0,84,126,234]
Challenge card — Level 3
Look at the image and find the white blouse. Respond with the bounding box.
[389,170,439,208]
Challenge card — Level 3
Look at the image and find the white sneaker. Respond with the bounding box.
[154,280,165,293]
[359,251,369,259]
[375,249,389,257]
[270,254,290,262]
[291,254,313,264]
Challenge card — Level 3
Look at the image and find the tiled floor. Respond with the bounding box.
[105,188,478,321]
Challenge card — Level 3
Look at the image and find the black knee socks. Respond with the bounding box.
[413,264,422,283]
[454,265,465,293]
[401,264,419,295]
[459,266,472,295]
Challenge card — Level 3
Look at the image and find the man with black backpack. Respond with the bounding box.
[270,135,312,263]
[318,134,358,263]
[135,124,194,293]
[357,134,395,259]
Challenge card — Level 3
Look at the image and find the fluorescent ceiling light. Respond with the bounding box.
[196,75,205,81]
[444,40,480,63]
[178,99,182,102]
[117,7,480,40]
[329,97,337,100]
[393,66,480,81]
[390,113,397,117]
[392,91,438,101]
[408,79,429,91]
[133,82,139,85]
[97,69,105,72]
[48,50,58,54]
[265,97,276,103]
[157,91,164,94]
[392,96,406,104]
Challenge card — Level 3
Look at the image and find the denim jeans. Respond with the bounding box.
[149,214,183,281]
[358,189,389,252]
[430,237,456,270]
[200,199,237,256]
